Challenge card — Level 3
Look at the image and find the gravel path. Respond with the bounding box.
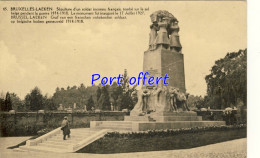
[0,137,246,158]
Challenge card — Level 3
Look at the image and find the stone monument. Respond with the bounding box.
[90,10,225,132]
[130,10,188,116]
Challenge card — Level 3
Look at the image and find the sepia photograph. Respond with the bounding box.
[0,0,251,158]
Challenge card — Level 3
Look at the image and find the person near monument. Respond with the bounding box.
[61,116,70,140]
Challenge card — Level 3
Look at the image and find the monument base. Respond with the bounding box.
[90,111,226,132]
[90,120,225,132]
[131,121,225,132]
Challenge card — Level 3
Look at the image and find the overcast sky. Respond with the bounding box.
[0,1,246,98]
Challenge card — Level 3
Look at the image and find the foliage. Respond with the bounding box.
[52,84,98,110]
[24,87,44,111]
[0,98,4,111]
[96,87,101,104]
[86,95,95,110]
[94,69,137,111]
[0,92,13,111]
[98,85,110,110]
[104,124,246,138]
[43,95,58,111]
[110,69,137,110]
[222,109,240,125]
[186,95,203,110]
[2,69,137,112]
[5,92,12,111]
[77,125,246,154]
[9,93,23,111]
[205,49,247,109]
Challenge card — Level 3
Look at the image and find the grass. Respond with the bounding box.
[77,128,246,154]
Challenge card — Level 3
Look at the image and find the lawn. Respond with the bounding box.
[77,126,246,154]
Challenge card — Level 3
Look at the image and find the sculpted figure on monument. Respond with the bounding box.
[130,88,153,116]
[150,86,171,113]
[171,88,190,111]
[149,23,159,50]
[168,87,178,111]
[169,19,182,52]
[142,89,151,113]
[149,10,180,50]
[130,86,191,116]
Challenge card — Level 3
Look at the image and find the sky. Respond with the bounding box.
[0,1,247,98]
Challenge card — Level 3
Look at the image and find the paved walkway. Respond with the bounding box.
[0,137,246,158]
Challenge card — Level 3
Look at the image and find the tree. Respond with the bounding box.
[205,49,247,109]
[98,85,110,110]
[96,87,101,101]
[111,69,137,110]
[3,92,13,111]
[187,95,203,110]
[55,87,60,92]
[96,86,102,108]
[0,98,5,111]
[78,83,86,90]
[110,82,123,110]
[25,87,44,111]
[9,93,23,111]
[43,95,58,111]
[86,95,94,111]
[52,84,97,110]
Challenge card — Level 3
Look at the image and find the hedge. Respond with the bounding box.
[104,124,247,138]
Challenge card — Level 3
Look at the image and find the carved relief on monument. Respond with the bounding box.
[130,86,190,116]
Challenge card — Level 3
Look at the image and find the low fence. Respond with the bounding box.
[0,111,128,137]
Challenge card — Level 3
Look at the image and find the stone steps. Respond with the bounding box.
[100,121,132,125]
[95,125,132,130]
[50,135,84,139]
[51,133,94,138]
[152,116,203,121]
[38,142,67,149]
[47,140,77,145]
[97,122,132,129]
[19,128,110,153]
[99,123,132,126]
[20,145,68,153]
[13,148,27,152]
[150,111,198,116]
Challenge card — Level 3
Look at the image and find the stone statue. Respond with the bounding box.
[142,89,151,113]
[130,88,152,116]
[171,88,190,111]
[148,10,182,51]
[168,87,178,111]
[129,10,186,116]
[149,23,159,50]
[150,86,171,113]
[169,19,182,52]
